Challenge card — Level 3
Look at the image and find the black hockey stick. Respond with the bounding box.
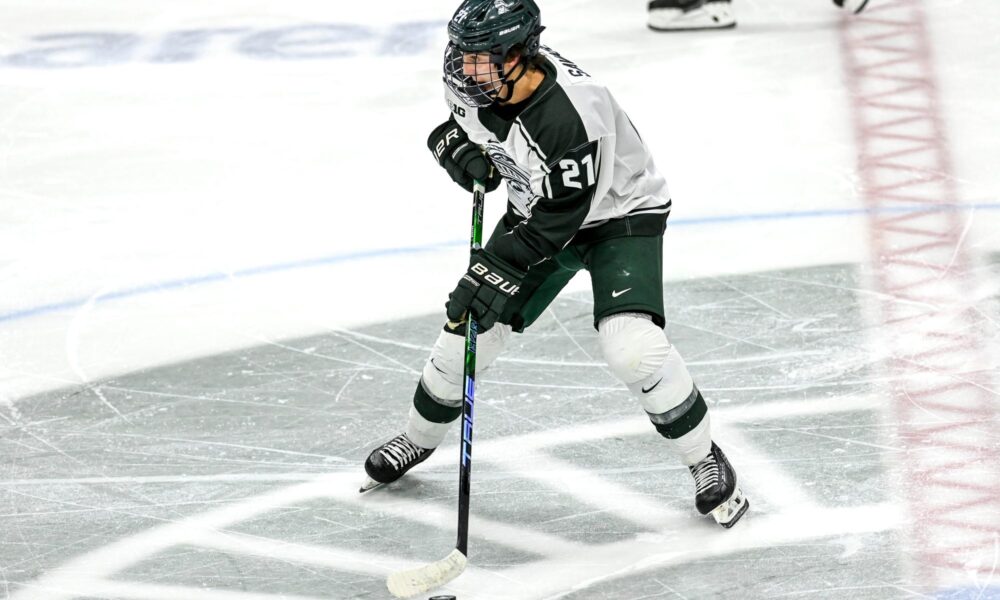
[386,179,486,598]
[456,177,485,558]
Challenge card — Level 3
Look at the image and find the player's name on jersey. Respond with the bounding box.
[1,21,446,69]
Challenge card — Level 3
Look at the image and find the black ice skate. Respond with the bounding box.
[648,0,736,32]
[359,433,435,493]
[689,442,749,528]
[833,0,870,14]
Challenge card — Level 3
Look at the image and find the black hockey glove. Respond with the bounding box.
[446,250,525,330]
[427,119,502,193]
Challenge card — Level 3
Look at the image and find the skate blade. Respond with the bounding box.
[648,4,736,31]
[711,486,749,528]
[359,476,384,493]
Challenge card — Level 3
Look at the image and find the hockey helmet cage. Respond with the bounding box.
[443,0,545,107]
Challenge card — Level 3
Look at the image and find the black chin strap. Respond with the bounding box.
[493,59,530,105]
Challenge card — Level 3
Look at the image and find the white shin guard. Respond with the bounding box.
[405,323,511,449]
[598,313,712,465]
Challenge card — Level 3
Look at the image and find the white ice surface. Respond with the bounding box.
[0,2,999,596]
[8,0,995,402]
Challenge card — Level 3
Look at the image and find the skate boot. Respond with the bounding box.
[689,441,749,528]
[833,0,870,14]
[359,433,435,493]
[648,0,736,32]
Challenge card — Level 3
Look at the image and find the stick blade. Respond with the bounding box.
[386,548,467,598]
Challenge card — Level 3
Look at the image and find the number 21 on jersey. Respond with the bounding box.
[547,140,600,197]
[559,154,595,189]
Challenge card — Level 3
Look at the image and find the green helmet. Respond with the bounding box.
[448,0,543,58]
[443,0,545,107]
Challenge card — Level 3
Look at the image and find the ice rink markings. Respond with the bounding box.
[328,326,834,369]
[12,393,893,599]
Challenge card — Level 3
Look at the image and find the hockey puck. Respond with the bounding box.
[428,596,456,600]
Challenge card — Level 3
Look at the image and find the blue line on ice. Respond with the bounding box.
[3,202,998,324]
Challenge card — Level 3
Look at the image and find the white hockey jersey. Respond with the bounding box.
[444,46,672,270]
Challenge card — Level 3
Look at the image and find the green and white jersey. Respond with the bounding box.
[444,46,671,271]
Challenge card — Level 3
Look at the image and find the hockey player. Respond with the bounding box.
[360,0,748,528]
[648,0,870,32]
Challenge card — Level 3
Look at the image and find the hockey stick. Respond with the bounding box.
[386,179,486,598]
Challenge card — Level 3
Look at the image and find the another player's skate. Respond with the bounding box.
[648,0,736,31]
[359,433,435,493]
[833,0,870,14]
[689,441,749,528]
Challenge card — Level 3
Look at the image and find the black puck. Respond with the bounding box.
[428,596,457,600]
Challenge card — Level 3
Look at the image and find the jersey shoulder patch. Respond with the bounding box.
[443,81,501,143]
